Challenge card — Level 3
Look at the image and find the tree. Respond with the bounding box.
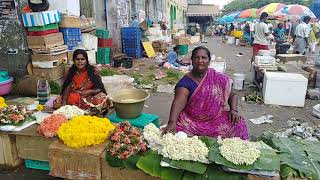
[221,0,315,15]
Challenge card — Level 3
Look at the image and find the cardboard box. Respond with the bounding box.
[173,37,190,45]
[276,54,308,64]
[16,135,56,161]
[49,140,106,180]
[32,64,65,80]
[60,15,81,28]
[100,151,160,180]
[31,52,67,62]
[0,134,23,168]
[27,33,64,49]
[22,10,61,27]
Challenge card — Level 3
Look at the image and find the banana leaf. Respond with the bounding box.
[161,167,184,180]
[208,140,280,171]
[272,137,320,180]
[183,164,247,180]
[170,160,208,174]
[105,152,141,169]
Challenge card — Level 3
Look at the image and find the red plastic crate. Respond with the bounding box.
[98,38,112,48]
[27,29,59,36]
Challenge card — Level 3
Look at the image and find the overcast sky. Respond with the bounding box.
[202,0,233,9]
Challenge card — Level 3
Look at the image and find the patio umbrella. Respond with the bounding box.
[224,12,240,23]
[274,4,316,19]
[239,8,258,19]
[310,0,320,18]
[257,3,286,16]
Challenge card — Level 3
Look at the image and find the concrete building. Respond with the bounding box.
[166,0,188,30]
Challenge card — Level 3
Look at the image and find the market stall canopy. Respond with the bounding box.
[239,8,258,19]
[274,4,316,19]
[257,3,286,16]
[310,0,320,18]
[187,4,220,17]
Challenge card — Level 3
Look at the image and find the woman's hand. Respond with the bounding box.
[161,121,176,135]
[80,90,94,97]
[229,110,241,123]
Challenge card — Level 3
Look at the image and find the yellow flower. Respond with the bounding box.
[57,115,115,148]
[0,97,5,104]
[36,104,44,111]
[0,103,7,109]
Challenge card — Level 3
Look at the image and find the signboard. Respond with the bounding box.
[0,0,16,20]
[142,42,156,58]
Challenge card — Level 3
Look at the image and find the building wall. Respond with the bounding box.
[166,0,188,30]
[0,0,29,78]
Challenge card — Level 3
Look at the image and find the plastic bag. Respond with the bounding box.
[28,0,50,12]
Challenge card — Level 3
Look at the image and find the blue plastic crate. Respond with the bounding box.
[121,27,142,34]
[63,34,82,50]
[60,28,81,36]
[25,159,50,171]
[123,47,143,58]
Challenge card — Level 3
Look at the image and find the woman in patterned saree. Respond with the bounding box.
[54,49,109,115]
[162,46,249,140]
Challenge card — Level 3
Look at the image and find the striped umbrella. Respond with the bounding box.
[239,8,258,18]
[257,3,286,16]
[274,4,316,19]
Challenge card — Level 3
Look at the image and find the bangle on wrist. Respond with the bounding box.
[231,109,238,113]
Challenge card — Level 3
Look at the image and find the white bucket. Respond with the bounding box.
[232,73,246,90]
[235,39,240,46]
[227,37,236,44]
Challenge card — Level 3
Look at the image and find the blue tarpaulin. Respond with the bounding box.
[310,0,320,18]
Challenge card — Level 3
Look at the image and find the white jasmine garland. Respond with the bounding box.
[53,105,85,119]
[218,137,261,165]
[143,124,209,163]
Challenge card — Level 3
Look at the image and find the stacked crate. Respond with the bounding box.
[121,27,143,59]
[96,29,111,64]
[59,15,82,50]
[22,10,67,81]
[173,37,190,55]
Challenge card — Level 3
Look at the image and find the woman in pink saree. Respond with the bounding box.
[162,46,249,140]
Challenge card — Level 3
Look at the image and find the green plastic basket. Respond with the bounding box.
[108,113,160,129]
[25,159,50,171]
[97,48,111,64]
[96,29,110,39]
[178,45,189,55]
[28,23,59,32]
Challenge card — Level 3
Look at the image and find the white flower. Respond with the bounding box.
[143,124,209,163]
[218,137,261,165]
[53,105,85,119]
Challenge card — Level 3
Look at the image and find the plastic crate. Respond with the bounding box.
[123,48,143,59]
[122,39,142,49]
[27,29,59,36]
[28,23,59,32]
[121,27,142,40]
[60,28,81,36]
[97,48,111,64]
[25,159,50,171]
[96,29,109,39]
[98,38,112,48]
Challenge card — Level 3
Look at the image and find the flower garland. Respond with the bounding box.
[37,114,68,138]
[143,124,209,163]
[53,105,85,119]
[0,97,8,109]
[108,121,147,159]
[57,115,115,148]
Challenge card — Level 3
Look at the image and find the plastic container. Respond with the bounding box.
[97,48,110,64]
[316,74,320,89]
[0,71,10,82]
[0,77,13,96]
[96,29,110,39]
[122,39,141,48]
[227,37,236,44]
[60,28,82,50]
[178,45,188,55]
[108,113,160,129]
[25,159,50,171]
[263,72,308,107]
[232,73,246,90]
[27,29,59,36]
[82,33,98,51]
[235,39,240,46]
[123,47,143,59]
[312,104,320,118]
[99,38,113,48]
[86,50,96,65]
[28,23,59,31]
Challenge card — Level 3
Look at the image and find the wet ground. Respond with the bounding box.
[1,36,319,179]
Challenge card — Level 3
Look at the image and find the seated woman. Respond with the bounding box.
[54,49,109,115]
[162,46,249,140]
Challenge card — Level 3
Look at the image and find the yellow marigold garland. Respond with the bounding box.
[57,115,115,148]
[0,96,8,109]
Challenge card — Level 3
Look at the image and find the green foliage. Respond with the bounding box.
[163,70,183,85]
[132,73,155,85]
[170,160,208,174]
[222,0,314,15]
[105,152,141,169]
[49,81,62,95]
[99,68,119,76]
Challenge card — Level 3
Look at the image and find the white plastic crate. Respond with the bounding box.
[255,56,276,66]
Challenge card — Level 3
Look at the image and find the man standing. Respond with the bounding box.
[293,16,311,55]
[252,12,270,62]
